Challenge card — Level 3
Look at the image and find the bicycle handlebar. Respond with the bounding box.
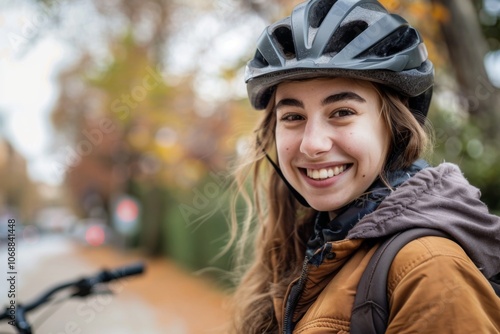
[0,262,146,334]
[73,262,145,297]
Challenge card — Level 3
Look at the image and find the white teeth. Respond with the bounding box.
[307,165,347,180]
[319,169,328,179]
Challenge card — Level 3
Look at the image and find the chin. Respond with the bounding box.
[307,199,344,213]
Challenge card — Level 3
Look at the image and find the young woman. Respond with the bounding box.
[230,0,500,333]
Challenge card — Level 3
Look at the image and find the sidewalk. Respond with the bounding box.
[77,241,231,334]
[0,234,230,334]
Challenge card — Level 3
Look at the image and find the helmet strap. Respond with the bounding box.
[263,152,310,207]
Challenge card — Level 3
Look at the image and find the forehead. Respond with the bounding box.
[275,77,377,99]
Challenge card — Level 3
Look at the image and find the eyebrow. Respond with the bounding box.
[322,92,366,105]
[275,98,304,111]
[275,91,366,111]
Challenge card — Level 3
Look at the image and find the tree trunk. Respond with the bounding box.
[431,0,500,139]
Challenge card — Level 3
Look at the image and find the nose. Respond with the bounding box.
[299,118,333,158]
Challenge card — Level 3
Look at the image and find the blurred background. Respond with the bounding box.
[0,0,499,332]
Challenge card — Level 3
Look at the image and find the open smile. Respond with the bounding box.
[301,164,352,180]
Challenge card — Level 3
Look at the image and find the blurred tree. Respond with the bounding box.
[44,0,259,264]
[430,0,500,138]
[473,0,500,49]
[42,0,174,253]
[0,137,40,223]
[422,0,500,213]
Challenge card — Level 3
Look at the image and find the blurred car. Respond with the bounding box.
[34,206,78,234]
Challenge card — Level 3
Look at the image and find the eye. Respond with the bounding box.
[280,113,305,122]
[331,108,355,118]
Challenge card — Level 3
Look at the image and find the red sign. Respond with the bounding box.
[116,199,139,223]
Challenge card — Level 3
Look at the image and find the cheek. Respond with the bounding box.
[373,124,391,160]
[277,145,292,165]
[344,130,385,168]
[276,131,295,156]
[275,139,287,166]
[342,132,360,155]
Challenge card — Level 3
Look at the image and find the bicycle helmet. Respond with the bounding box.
[245,0,434,120]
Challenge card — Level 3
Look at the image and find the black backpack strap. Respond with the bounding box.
[350,228,451,334]
[491,273,500,295]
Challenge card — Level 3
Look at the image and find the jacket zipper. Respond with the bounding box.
[283,255,310,334]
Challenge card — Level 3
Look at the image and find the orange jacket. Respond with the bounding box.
[276,237,500,333]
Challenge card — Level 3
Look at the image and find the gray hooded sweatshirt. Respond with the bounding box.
[347,162,500,280]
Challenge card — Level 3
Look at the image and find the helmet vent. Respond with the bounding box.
[272,26,296,59]
[324,20,368,54]
[309,0,337,28]
[252,49,269,68]
[357,26,418,58]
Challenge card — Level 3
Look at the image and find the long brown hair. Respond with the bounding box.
[228,79,432,333]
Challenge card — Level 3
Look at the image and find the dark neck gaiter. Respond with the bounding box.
[306,159,429,258]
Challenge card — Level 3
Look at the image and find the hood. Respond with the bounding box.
[347,163,500,279]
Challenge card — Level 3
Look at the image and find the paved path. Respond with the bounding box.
[0,234,229,333]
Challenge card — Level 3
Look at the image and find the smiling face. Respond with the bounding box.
[274,77,391,215]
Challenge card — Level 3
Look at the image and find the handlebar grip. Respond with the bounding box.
[106,262,145,281]
[72,262,146,297]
